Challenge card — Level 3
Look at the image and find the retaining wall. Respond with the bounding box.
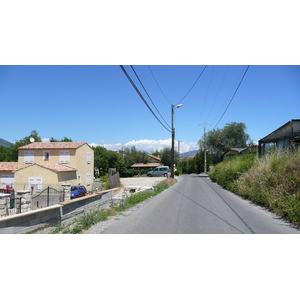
[0,188,119,234]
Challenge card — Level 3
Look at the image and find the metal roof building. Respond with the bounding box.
[258,119,300,155]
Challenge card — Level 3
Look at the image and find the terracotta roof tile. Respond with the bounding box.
[16,163,77,173]
[36,163,77,172]
[18,142,87,150]
[0,162,18,171]
[131,163,162,168]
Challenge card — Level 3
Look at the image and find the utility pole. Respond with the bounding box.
[171,104,183,178]
[199,123,211,173]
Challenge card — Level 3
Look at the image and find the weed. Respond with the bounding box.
[210,150,300,224]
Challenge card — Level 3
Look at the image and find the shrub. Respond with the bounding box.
[236,150,300,223]
[209,154,256,191]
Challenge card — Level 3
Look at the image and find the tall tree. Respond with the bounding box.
[93,146,123,176]
[123,146,149,168]
[201,122,251,163]
[50,137,73,142]
[9,130,43,161]
[159,147,179,167]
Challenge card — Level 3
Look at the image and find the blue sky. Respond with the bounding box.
[0,65,299,153]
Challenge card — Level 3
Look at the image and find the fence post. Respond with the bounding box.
[61,184,71,202]
[47,186,50,207]
[16,190,32,213]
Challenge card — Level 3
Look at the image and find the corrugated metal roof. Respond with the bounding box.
[259,119,300,143]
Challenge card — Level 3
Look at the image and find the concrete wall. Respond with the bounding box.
[0,188,119,234]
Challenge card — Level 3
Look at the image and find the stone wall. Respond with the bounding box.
[0,190,31,218]
[0,188,120,234]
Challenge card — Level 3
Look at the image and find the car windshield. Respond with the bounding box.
[71,187,79,191]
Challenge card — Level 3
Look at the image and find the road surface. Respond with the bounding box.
[85,174,299,234]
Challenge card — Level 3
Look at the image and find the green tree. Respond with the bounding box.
[159,147,179,167]
[123,146,149,168]
[201,122,251,164]
[8,130,42,161]
[93,146,123,176]
[0,146,15,162]
[93,146,109,176]
[50,137,73,142]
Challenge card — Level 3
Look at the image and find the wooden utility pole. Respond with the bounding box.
[199,123,211,173]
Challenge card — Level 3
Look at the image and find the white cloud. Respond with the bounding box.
[90,139,198,154]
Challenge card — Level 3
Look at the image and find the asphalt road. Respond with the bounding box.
[85,174,300,234]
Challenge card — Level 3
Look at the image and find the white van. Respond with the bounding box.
[147,166,169,177]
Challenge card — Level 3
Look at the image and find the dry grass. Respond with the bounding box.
[236,150,300,223]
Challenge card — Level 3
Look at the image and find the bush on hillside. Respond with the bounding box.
[209,150,300,224]
[236,150,300,223]
[209,154,256,191]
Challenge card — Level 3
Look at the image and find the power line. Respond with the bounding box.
[148,65,172,105]
[130,65,171,130]
[176,65,207,105]
[119,65,171,133]
[213,65,250,129]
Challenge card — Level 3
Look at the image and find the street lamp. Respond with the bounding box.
[171,104,183,178]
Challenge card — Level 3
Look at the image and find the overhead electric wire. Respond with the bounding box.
[213,65,250,129]
[130,65,171,130]
[176,65,207,105]
[205,65,230,123]
[148,66,172,105]
[119,65,172,133]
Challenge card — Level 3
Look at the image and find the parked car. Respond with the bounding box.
[71,185,87,199]
[147,166,170,177]
[0,185,13,194]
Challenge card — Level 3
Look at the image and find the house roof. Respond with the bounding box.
[18,142,87,150]
[36,163,77,172]
[147,154,161,162]
[15,163,77,173]
[0,162,18,171]
[131,163,162,168]
[259,119,300,143]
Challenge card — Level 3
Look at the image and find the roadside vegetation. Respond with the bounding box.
[209,150,300,225]
[51,178,176,234]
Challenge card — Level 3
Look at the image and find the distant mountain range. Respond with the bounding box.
[0,138,14,148]
[180,150,199,158]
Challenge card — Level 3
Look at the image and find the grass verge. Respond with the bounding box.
[51,178,177,234]
[209,150,300,225]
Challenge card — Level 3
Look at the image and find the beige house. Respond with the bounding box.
[13,142,94,191]
[0,162,18,189]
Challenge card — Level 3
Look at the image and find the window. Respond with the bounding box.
[87,152,91,164]
[1,174,14,189]
[86,173,91,185]
[43,151,50,161]
[60,150,70,163]
[24,151,34,163]
[77,175,81,184]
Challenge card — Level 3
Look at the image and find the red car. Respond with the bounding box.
[0,185,14,194]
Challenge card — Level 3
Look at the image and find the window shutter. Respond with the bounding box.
[60,151,70,163]
[24,151,34,163]
[86,174,91,185]
[87,152,91,164]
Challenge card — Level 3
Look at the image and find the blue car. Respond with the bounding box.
[71,185,87,199]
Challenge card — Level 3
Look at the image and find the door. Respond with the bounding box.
[28,177,42,192]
